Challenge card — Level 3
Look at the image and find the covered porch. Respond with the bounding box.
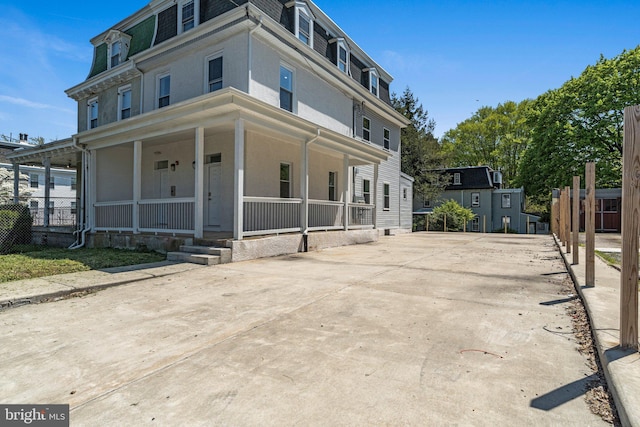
[81,88,389,244]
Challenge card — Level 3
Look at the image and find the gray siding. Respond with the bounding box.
[400,174,413,230]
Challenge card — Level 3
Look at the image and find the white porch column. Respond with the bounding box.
[43,157,51,227]
[194,127,205,239]
[12,163,20,203]
[132,140,142,234]
[373,162,379,229]
[233,118,245,240]
[301,140,309,233]
[89,150,96,231]
[343,155,350,230]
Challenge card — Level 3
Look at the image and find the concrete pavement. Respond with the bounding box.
[0,233,611,425]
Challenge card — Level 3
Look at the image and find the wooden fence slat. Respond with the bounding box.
[564,186,571,253]
[572,176,580,264]
[585,162,595,286]
[620,105,640,350]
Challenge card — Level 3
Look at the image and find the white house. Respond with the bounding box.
[9,0,413,259]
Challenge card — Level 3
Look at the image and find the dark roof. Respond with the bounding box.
[438,166,495,190]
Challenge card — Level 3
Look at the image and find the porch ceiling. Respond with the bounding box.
[7,138,79,168]
[75,88,390,165]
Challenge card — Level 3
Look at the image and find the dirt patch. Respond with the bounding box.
[562,275,620,425]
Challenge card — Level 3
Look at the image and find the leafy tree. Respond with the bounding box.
[431,199,475,232]
[392,87,449,201]
[518,46,640,200]
[0,168,31,204]
[440,100,532,188]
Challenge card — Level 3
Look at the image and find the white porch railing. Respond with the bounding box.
[139,198,195,233]
[349,203,375,228]
[243,196,302,236]
[308,199,344,231]
[94,201,134,231]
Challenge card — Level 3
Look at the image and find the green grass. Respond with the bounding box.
[0,245,165,283]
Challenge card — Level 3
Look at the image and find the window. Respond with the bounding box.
[155,160,169,170]
[423,199,431,208]
[363,179,370,204]
[383,183,390,210]
[501,193,511,208]
[280,163,291,198]
[293,2,314,46]
[453,173,461,185]
[383,128,390,150]
[336,38,349,73]
[205,153,222,164]
[30,174,38,188]
[280,65,294,112]
[111,41,121,68]
[30,200,38,210]
[471,192,480,207]
[472,217,480,232]
[71,177,77,190]
[49,176,55,189]
[207,55,223,92]
[158,74,170,108]
[118,86,132,120]
[403,187,407,200]
[602,199,618,212]
[328,172,337,201]
[181,0,195,32]
[71,201,77,215]
[367,68,379,97]
[48,201,55,215]
[362,117,371,141]
[88,98,98,129]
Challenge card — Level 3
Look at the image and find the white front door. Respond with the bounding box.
[205,163,221,226]
[154,169,169,198]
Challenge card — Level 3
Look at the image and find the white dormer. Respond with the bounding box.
[330,37,350,74]
[364,67,379,97]
[104,30,132,69]
[287,1,315,47]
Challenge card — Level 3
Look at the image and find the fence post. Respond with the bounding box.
[620,105,640,350]
[504,216,507,234]
[551,189,559,236]
[564,186,571,253]
[585,162,595,286]
[483,215,486,233]
[559,189,565,245]
[426,214,429,232]
[572,176,580,264]
[444,214,447,232]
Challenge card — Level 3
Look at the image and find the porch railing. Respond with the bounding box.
[94,201,134,230]
[349,203,375,228]
[243,196,302,236]
[308,199,344,231]
[139,198,194,233]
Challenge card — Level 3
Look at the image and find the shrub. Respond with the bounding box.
[0,204,33,254]
[431,200,476,232]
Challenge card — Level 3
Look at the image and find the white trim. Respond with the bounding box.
[383,127,390,151]
[366,68,379,98]
[104,30,131,69]
[279,62,296,113]
[178,0,199,34]
[383,182,390,211]
[280,162,293,198]
[289,1,314,47]
[471,192,480,208]
[453,172,461,185]
[117,84,132,121]
[87,97,98,130]
[334,38,350,74]
[362,116,371,142]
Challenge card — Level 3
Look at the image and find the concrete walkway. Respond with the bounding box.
[557,236,640,426]
[0,234,614,425]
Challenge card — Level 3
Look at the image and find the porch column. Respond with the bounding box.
[132,140,142,234]
[343,155,350,230]
[43,157,51,227]
[89,150,96,230]
[373,163,379,229]
[301,140,309,233]
[233,118,245,240]
[12,162,20,203]
[194,127,205,239]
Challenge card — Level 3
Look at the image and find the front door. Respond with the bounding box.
[205,163,221,226]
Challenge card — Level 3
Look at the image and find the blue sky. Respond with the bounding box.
[1,0,639,142]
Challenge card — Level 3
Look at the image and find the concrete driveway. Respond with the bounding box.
[0,233,606,426]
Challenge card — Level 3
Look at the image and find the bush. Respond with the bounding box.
[0,204,33,254]
[431,200,476,232]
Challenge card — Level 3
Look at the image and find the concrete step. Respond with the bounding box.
[166,252,221,266]
[179,246,232,264]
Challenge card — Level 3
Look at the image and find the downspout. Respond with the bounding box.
[302,129,321,251]
[69,137,90,249]
[247,9,263,95]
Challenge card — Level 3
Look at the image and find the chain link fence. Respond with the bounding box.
[28,197,77,227]
[0,204,32,254]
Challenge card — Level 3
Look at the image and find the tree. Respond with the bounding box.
[440,100,532,188]
[518,46,640,200]
[392,87,449,201]
[431,199,475,232]
[0,168,31,204]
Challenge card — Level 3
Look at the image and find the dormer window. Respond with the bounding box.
[366,68,379,97]
[104,30,131,69]
[180,0,198,33]
[288,1,314,47]
[453,173,461,185]
[331,38,350,74]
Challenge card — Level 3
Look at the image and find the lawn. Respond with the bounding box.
[0,245,166,283]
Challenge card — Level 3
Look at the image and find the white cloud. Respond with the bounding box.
[0,95,74,114]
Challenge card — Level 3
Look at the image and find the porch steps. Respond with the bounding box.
[166,245,232,266]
